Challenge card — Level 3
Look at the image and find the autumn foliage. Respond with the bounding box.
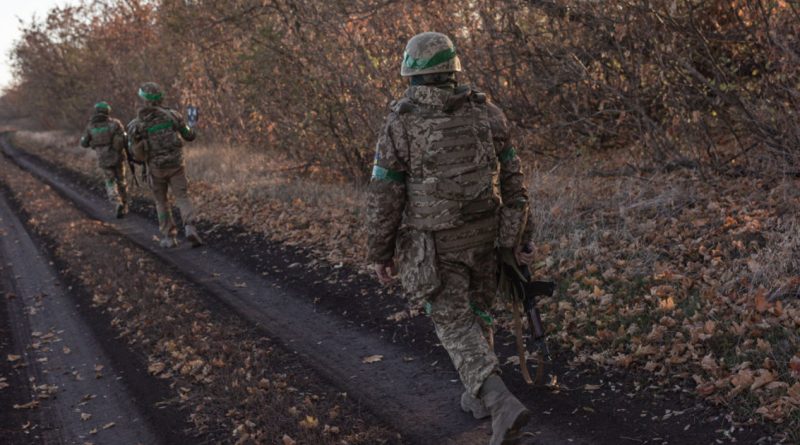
[5,0,799,179]
[3,0,800,440]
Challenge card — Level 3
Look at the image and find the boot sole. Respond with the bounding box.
[501,408,532,445]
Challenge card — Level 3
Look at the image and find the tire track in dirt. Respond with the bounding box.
[0,183,162,444]
[0,133,599,444]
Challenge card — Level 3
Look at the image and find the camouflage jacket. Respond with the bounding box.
[366,85,534,263]
[127,105,196,170]
[80,114,127,168]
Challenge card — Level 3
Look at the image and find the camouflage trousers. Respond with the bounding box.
[428,243,500,397]
[100,163,128,207]
[147,165,196,237]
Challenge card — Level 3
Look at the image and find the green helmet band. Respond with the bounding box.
[94,101,110,112]
[403,47,457,71]
[138,88,163,102]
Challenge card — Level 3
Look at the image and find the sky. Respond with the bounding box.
[0,0,73,91]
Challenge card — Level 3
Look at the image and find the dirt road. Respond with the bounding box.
[0,184,165,444]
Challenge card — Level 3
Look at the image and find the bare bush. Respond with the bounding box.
[3,1,797,179]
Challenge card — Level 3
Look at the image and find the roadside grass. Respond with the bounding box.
[10,130,800,439]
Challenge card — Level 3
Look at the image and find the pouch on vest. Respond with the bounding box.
[396,228,441,305]
[90,124,122,168]
[143,111,183,169]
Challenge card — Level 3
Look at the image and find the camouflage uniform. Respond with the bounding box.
[366,84,534,397]
[80,107,129,215]
[128,104,197,240]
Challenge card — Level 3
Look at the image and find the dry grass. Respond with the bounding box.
[10,130,800,438]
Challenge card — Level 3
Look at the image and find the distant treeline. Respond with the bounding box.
[5,0,798,179]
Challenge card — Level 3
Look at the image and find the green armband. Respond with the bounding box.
[371,165,405,183]
[470,303,493,325]
[499,146,517,162]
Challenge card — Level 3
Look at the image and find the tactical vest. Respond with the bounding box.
[140,108,183,169]
[399,89,501,233]
[88,121,113,148]
[89,119,122,168]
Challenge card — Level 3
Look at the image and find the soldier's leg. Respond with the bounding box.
[468,247,531,443]
[148,172,176,239]
[100,167,122,206]
[459,246,500,419]
[169,167,202,246]
[429,254,499,398]
[168,167,196,225]
[115,163,129,210]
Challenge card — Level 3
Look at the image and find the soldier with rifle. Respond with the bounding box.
[365,32,538,445]
[79,101,130,218]
[127,82,203,248]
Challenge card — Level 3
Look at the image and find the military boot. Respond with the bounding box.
[479,374,531,445]
[115,203,125,219]
[185,225,204,247]
[160,235,178,248]
[461,390,489,419]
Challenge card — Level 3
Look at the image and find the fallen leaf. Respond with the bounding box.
[362,354,383,364]
[148,362,166,375]
[7,354,21,362]
[299,415,319,429]
[102,422,115,430]
[754,291,769,313]
[81,412,92,421]
[282,434,296,445]
[789,356,800,374]
[750,369,775,391]
[584,384,601,391]
[13,400,39,410]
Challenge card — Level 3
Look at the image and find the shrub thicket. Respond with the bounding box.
[6,0,799,180]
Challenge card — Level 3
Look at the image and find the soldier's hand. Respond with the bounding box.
[373,260,396,285]
[514,241,535,266]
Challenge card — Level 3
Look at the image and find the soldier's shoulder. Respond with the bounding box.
[473,89,510,134]
[389,96,416,115]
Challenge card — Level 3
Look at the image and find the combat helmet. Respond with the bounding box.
[94,101,111,114]
[400,32,461,77]
[138,82,164,105]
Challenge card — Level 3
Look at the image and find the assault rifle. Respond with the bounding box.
[125,146,141,188]
[499,247,555,385]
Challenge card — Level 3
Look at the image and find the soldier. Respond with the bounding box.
[127,82,203,248]
[365,32,536,445]
[80,101,129,218]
